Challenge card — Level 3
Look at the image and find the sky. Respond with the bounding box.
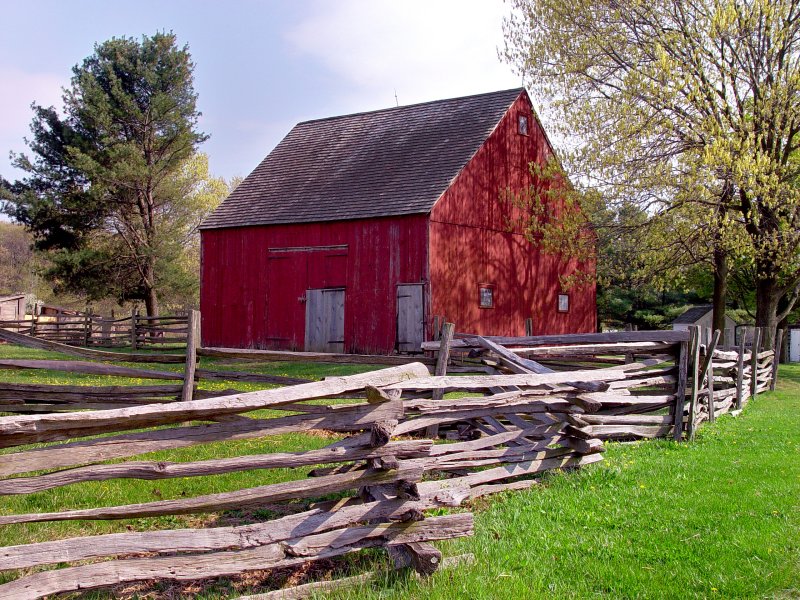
[0,0,523,183]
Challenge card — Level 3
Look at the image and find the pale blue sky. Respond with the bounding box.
[0,0,521,182]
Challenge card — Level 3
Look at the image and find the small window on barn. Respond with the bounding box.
[479,284,495,309]
[518,115,529,135]
[558,294,570,313]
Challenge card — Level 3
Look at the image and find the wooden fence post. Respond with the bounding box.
[130,308,138,350]
[426,322,455,439]
[734,330,747,410]
[83,309,91,347]
[770,328,783,392]
[180,310,200,402]
[701,330,721,424]
[673,336,690,441]
[432,316,441,342]
[524,318,533,337]
[686,326,702,441]
[749,327,762,400]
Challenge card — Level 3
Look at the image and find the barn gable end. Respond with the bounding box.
[200,89,597,354]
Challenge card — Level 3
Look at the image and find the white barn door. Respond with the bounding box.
[305,288,345,353]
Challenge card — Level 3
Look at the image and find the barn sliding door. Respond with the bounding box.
[396,284,424,353]
[305,288,345,353]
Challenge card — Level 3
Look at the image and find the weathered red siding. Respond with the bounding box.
[201,215,428,354]
[429,93,597,336]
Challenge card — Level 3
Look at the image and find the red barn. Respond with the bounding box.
[200,88,596,354]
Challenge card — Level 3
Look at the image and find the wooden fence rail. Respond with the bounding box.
[0,348,606,599]
[0,325,779,598]
[0,311,189,348]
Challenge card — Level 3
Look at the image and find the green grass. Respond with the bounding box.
[332,364,800,600]
[0,344,798,598]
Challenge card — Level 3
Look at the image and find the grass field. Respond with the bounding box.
[0,344,798,599]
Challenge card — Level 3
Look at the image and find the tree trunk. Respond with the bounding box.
[143,258,159,318]
[712,242,728,345]
[754,278,779,351]
[144,286,159,319]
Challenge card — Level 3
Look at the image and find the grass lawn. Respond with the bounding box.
[335,364,800,600]
[0,344,798,599]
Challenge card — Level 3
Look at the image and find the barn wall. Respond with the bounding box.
[200,215,428,354]
[429,92,597,336]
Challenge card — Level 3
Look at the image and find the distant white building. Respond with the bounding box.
[789,326,800,363]
[672,305,737,349]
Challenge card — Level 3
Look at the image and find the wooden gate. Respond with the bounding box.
[396,284,424,353]
[305,288,345,353]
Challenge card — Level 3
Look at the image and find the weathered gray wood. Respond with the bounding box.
[0,438,431,495]
[706,331,720,422]
[387,541,442,575]
[0,400,404,477]
[417,453,604,494]
[0,358,184,380]
[581,424,674,439]
[396,284,425,353]
[180,309,200,402]
[578,414,673,425]
[385,367,630,391]
[473,336,607,393]
[130,307,138,350]
[770,327,783,391]
[735,331,747,409]
[0,514,472,600]
[0,326,184,362]
[673,340,689,441]
[394,402,576,436]
[686,327,702,441]
[692,329,720,425]
[425,446,576,471]
[0,460,424,525]
[509,341,676,357]
[426,322,455,439]
[0,493,469,571]
[422,330,690,351]
[0,382,184,397]
[198,346,435,366]
[305,288,345,353]
[0,363,428,448]
[750,327,762,399]
[429,426,560,455]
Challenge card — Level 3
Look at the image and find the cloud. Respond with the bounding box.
[0,66,66,178]
[285,0,520,112]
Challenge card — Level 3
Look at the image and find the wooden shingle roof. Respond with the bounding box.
[201,88,525,229]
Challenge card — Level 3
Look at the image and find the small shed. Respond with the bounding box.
[788,325,800,363]
[200,89,597,354]
[672,305,737,348]
[0,295,26,321]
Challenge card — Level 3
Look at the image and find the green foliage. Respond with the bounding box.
[503,0,800,329]
[1,33,215,314]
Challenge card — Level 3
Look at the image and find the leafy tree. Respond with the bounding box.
[1,33,208,316]
[503,0,800,346]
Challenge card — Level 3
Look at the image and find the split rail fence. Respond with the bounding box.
[423,324,778,442]
[0,321,780,598]
[0,310,189,348]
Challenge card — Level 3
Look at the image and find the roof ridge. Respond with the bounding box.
[295,88,524,126]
